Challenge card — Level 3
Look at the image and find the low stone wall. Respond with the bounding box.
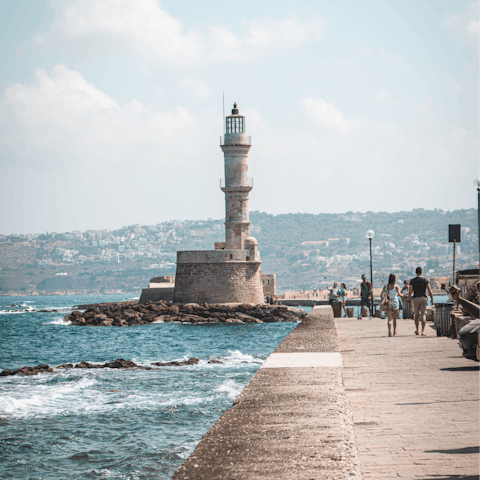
[280,298,362,307]
[452,312,475,338]
[138,287,174,304]
[173,306,362,479]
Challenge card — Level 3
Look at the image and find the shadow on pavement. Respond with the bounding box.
[440,366,479,372]
[425,446,479,455]
[397,399,478,406]
[416,476,479,480]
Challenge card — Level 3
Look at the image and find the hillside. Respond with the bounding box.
[0,208,477,295]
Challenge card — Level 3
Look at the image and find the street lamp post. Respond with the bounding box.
[366,230,375,288]
[477,180,480,264]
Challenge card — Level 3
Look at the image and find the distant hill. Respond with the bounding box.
[0,208,477,294]
[249,208,478,249]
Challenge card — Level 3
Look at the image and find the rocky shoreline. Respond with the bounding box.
[65,301,306,327]
[0,357,203,377]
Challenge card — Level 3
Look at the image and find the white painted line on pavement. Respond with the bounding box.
[260,352,342,369]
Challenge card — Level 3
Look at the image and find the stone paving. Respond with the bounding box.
[336,316,479,480]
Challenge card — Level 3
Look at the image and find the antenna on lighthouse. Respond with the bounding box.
[222,91,225,134]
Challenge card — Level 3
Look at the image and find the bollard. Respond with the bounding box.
[347,308,354,318]
[402,300,413,319]
[435,303,455,336]
[332,301,342,318]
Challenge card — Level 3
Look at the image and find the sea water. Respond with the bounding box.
[0,294,303,479]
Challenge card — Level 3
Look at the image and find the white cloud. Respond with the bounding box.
[180,76,212,99]
[349,40,408,70]
[368,89,399,107]
[0,64,197,166]
[37,0,326,65]
[300,97,368,133]
[444,2,479,53]
[412,96,436,114]
[466,19,479,39]
[242,107,266,129]
[6,65,119,125]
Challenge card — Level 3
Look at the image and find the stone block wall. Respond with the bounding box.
[139,287,175,304]
[262,274,276,297]
[174,261,264,304]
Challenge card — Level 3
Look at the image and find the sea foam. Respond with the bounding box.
[45,317,72,326]
[0,375,97,418]
[215,379,243,400]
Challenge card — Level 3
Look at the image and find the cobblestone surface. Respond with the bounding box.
[336,316,479,479]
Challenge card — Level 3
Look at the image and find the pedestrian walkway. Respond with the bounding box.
[336,316,479,479]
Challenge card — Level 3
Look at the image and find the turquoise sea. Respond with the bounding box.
[0,294,303,480]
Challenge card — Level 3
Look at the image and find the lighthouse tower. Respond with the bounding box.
[173,103,264,304]
[221,103,255,253]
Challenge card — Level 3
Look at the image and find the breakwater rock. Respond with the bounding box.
[64,301,306,327]
[0,364,54,377]
[0,357,201,377]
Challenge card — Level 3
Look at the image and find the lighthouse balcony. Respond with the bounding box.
[220,135,251,146]
[220,177,253,188]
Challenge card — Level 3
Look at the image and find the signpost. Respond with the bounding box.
[366,230,375,288]
[448,224,461,286]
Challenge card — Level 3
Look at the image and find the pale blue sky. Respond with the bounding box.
[0,0,478,234]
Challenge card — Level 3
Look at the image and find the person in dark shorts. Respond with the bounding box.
[358,274,372,318]
[407,266,434,336]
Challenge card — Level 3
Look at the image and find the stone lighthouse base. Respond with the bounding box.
[173,251,263,304]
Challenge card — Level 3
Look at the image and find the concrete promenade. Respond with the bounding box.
[173,307,479,479]
[173,306,362,479]
[336,316,479,479]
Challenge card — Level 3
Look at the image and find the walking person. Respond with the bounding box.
[400,279,409,319]
[358,275,372,318]
[327,282,339,306]
[338,283,348,317]
[380,274,404,336]
[407,267,435,336]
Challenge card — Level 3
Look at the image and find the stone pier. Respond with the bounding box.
[172,306,362,479]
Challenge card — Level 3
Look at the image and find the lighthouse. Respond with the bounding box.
[221,103,258,258]
[173,103,265,304]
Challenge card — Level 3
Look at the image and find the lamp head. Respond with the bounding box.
[366,230,375,240]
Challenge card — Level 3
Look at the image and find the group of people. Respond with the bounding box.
[265,295,279,305]
[326,281,349,317]
[327,266,435,336]
[327,278,373,318]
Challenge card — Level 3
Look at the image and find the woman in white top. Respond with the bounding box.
[380,273,406,336]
